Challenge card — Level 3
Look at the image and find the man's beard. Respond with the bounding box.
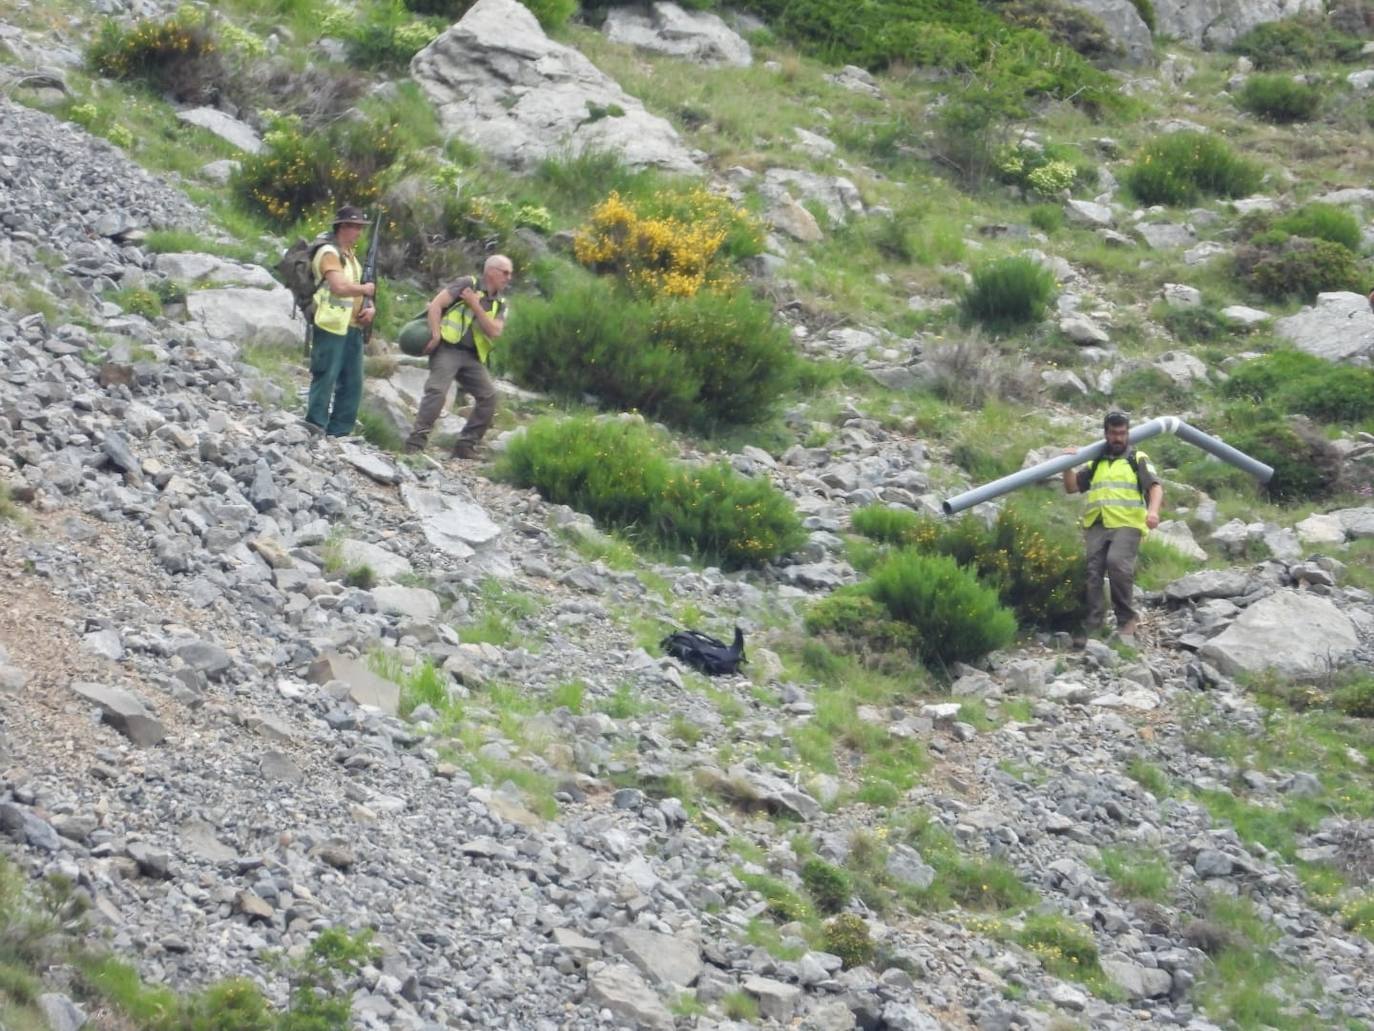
[1106,441,1127,456]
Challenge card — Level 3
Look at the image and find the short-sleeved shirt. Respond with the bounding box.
[1074,449,1161,496]
[315,247,365,325]
[443,276,508,349]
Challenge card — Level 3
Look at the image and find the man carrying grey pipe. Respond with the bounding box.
[1062,411,1164,646]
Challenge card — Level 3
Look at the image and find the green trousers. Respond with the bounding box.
[305,325,363,437]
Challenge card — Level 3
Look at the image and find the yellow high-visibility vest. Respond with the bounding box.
[311,244,361,336]
[440,286,504,364]
[1083,452,1150,531]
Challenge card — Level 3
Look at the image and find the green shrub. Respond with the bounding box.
[402,0,472,14]
[1332,676,1374,718]
[1123,132,1263,206]
[87,13,229,105]
[234,113,399,226]
[1273,203,1361,252]
[851,504,1087,631]
[738,0,1117,111]
[1224,350,1374,423]
[997,0,1120,60]
[1237,74,1321,123]
[1224,412,1344,501]
[497,415,803,569]
[335,2,442,70]
[501,273,795,431]
[961,255,1056,330]
[822,914,876,969]
[801,858,852,915]
[1236,237,1362,302]
[803,593,923,667]
[851,505,923,545]
[860,550,1017,667]
[1230,16,1363,69]
[997,142,1095,198]
[657,461,808,570]
[1029,204,1064,233]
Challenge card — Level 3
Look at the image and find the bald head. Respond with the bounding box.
[482,254,514,293]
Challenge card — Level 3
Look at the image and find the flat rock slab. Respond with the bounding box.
[401,483,500,554]
[336,538,413,582]
[70,681,166,746]
[604,927,702,988]
[1275,292,1374,362]
[1335,506,1374,539]
[176,107,262,153]
[340,443,400,485]
[1199,590,1359,679]
[371,584,441,621]
[308,652,400,716]
[587,964,674,1030]
[154,252,276,288]
[1163,569,1251,602]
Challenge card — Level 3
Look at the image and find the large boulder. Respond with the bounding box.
[603,2,751,67]
[1152,0,1322,49]
[1062,0,1154,64]
[1198,590,1360,679]
[155,252,276,289]
[1274,292,1374,363]
[410,0,699,173]
[186,285,300,350]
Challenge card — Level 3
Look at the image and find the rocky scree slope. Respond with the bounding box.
[2,81,1374,1031]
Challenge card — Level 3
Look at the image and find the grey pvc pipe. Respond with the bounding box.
[941,416,1274,516]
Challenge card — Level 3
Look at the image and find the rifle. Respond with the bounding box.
[361,210,382,345]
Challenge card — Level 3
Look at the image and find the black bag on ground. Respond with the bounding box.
[660,627,746,676]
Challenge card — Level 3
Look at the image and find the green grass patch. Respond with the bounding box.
[1097,846,1173,902]
[1123,132,1262,207]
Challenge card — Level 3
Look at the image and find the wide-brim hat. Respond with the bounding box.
[333,205,370,226]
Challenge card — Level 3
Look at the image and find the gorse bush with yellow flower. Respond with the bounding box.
[233,112,398,227]
[87,12,229,105]
[496,415,804,569]
[501,270,795,430]
[573,188,762,298]
[851,502,1086,630]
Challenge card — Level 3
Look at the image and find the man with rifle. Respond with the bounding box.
[304,204,377,438]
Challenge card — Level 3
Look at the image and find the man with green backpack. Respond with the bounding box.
[1062,411,1163,645]
[404,255,513,460]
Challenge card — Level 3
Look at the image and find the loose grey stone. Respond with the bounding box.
[70,682,166,746]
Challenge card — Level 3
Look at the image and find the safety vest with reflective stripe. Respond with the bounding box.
[440,285,504,364]
[1083,452,1149,531]
[311,245,362,336]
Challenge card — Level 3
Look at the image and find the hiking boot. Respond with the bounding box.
[302,419,325,438]
[450,442,479,461]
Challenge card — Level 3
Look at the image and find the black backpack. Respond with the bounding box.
[661,627,747,676]
[276,232,335,325]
